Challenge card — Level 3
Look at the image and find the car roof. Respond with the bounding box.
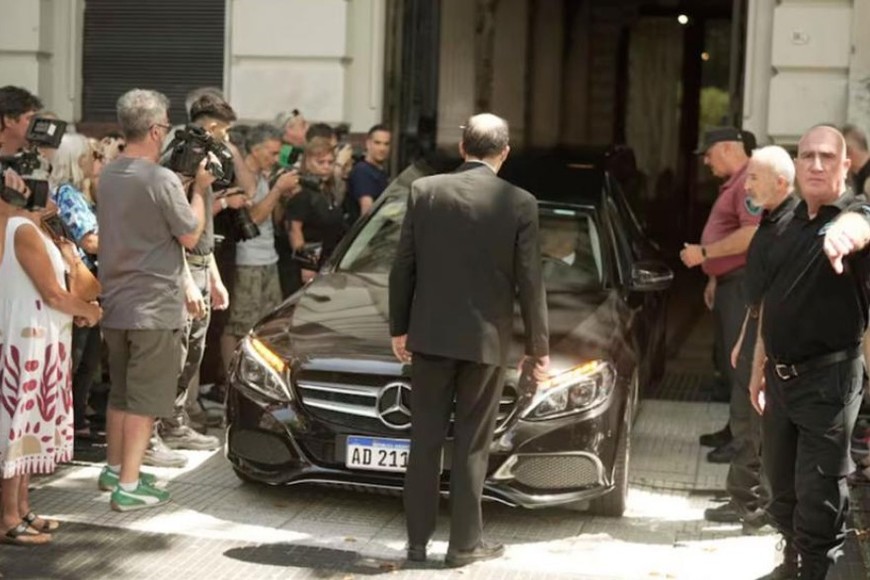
[500,150,606,207]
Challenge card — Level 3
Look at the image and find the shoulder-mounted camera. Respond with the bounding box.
[0,116,67,210]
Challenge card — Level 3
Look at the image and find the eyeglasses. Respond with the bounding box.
[153,123,172,133]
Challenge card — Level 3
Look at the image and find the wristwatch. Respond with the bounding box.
[700,246,707,260]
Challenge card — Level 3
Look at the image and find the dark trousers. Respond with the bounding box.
[404,353,505,551]
[712,272,746,403]
[763,356,864,575]
[71,324,102,430]
[275,233,302,299]
[164,264,211,428]
[726,314,768,512]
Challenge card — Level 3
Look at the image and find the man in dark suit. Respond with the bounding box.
[389,113,550,567]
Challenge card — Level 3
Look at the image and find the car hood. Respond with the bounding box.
[253,272,631,374]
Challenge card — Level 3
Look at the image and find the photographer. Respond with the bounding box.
[284,137,347,284]
[0,86,42,157]
[156,93,246,459]
[220,124,300,372]
[97,88,210,511]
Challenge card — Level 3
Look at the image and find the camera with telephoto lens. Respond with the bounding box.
[166,124,260,242]
[0,116,66,210]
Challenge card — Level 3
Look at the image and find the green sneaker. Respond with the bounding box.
[110,481,170,512]
[98,466,158,492]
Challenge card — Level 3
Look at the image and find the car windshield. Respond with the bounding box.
[337,195,603,290]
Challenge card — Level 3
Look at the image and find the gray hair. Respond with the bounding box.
[751,145,796,188]
[245,123,283,153]
[461,113,509,159]
[116,89,169,141]
[49,133,91,192]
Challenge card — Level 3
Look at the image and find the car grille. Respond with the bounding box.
[295,369,518,436]
[512,454,601,490]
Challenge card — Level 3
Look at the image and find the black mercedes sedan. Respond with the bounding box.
[225,150,673,517]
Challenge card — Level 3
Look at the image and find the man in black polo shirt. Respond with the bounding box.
[707,146,798,532]
[749,126,868,580]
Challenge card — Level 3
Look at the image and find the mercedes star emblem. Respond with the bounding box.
[376,382,412,429]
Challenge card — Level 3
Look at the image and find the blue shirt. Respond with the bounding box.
[52,183,98,270]
[347,160,388,203]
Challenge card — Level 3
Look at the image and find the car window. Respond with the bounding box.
[338,196,408,273]
[539,209,603,290]
[338,195,603,291]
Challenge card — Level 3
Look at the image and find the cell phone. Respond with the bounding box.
[42,212,72,242]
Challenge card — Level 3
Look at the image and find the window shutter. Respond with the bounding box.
[82,0,225,124]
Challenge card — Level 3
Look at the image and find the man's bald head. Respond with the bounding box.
[798,125,847,160]
[461,113,510,160]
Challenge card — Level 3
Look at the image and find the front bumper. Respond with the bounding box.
[225,369,623,509]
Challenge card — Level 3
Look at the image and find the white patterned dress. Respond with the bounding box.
[0,217,73,478]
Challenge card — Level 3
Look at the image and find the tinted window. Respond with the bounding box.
[338,195,603,290]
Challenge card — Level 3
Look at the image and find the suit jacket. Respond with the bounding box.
[389,162,549,366]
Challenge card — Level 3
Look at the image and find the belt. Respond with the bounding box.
[771,347,862,381]
[186,253,212,267]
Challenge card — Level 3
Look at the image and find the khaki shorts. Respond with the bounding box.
[104,328,183,418]
[226,264,282,337]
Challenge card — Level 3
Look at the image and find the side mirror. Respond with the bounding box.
[629,260,673,292]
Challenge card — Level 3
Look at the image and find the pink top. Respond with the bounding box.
[700,163,759,277]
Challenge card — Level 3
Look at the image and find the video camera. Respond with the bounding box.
[0,116,67,210]
[166,124,259,242]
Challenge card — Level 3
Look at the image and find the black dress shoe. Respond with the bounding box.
[699,425,732,448]
[704,501,743,523]
[707,440,737,464]
[445,540,505,567]
[406,544,427,562]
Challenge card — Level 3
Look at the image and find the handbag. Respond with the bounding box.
[39,210,102,302]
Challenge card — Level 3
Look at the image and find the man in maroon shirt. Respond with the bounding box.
[681,128,761,480]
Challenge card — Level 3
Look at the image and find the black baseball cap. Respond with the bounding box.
[694,127,745,154]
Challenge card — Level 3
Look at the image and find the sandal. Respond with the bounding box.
[22,511,60,533]
[0,521,51,545]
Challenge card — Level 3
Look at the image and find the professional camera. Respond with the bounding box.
[165,124,234,188]
[299,173,323,191]
[0,116,66,209]
[166,124,260,242]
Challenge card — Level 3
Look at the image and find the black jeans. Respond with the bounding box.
[763,356,863,575]
[404,353,505,551]
[71,324,102,430]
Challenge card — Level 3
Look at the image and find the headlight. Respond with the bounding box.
[522,360,615,420]
[236,336,292,402]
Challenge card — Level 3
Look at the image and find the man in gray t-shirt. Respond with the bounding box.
[99,158,199,330]
[97,89,212,513]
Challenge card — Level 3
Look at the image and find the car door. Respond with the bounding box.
[603,180,669,393]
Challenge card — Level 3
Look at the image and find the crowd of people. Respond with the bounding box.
[3,77,870,578]
[0,83,392,544]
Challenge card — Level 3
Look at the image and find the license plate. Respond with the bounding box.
[346,436,410,472]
